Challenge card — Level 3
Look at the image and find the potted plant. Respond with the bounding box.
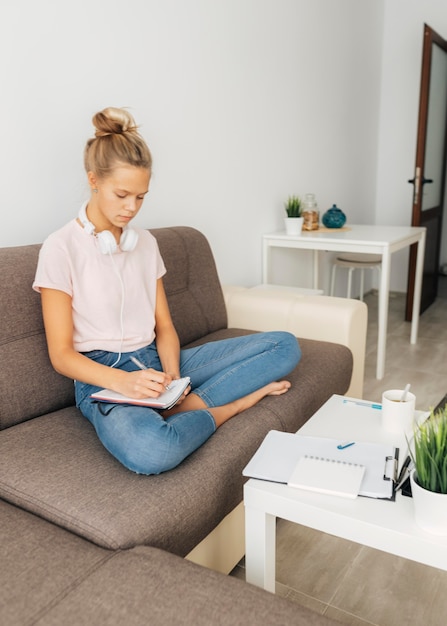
[409,406,447,534]
[284,195,303,235]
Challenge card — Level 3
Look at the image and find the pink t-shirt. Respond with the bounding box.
[33,218,166,353]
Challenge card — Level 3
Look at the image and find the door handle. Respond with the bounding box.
[408,176,433,185]
[407,168,433,205]
[408,167,421,205]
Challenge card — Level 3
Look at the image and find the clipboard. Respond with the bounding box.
[242,430,398,500]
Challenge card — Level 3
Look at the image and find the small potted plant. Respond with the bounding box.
[284,195,303,235]
[409,406,447,534]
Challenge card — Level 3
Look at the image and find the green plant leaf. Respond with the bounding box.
[413,406,447,493]
[284,195,302,217]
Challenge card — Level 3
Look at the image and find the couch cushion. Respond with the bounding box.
[33,545,338,626]
[151,227,228,345]
[0,498,336,625]
[0,245,75,429]
[0,329,352,555]
[0,404,281,554]
[0,499,108,626]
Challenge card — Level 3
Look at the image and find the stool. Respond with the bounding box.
[330,253,381,301]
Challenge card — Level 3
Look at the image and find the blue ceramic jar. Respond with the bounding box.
[322,204,346,228]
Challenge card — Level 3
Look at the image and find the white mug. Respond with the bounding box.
[381,389,416,434]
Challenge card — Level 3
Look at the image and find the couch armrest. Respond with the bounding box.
[222,285,367,399]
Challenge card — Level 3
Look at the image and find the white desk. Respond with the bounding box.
[244,394,445,593]
[262,225,426,379]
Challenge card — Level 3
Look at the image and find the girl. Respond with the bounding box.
[33,107,301,474]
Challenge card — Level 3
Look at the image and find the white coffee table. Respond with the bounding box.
[244,394,447,592]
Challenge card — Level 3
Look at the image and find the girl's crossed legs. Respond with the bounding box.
[172,331,301,425]
[77,331,300,474]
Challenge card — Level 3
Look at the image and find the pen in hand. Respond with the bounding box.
[130,356,148,371]
[130,356,171,391]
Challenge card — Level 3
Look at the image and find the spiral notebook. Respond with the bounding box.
[287,455,365,499]
[90,377,191,410]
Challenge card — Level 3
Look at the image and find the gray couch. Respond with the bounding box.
[0,226,367,624]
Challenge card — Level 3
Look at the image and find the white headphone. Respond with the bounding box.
[78,201,138,254]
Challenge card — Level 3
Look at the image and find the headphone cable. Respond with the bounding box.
[107,251,125,368]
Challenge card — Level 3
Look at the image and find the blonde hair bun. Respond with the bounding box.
[84,107,152,176]
[93,107,138,137]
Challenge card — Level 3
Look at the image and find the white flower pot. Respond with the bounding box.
[284,217,303,236]
[410,470,447,535]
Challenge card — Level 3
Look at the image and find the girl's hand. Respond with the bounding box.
[163,373,191,407]
[119,368,173,399]
[160,383,192,417]
[172,383,191,407]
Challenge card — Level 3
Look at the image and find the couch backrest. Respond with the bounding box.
[0,227,227,429]
[0,244,75,429]
[150,227,227,344]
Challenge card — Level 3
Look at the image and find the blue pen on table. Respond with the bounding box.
[130,356,171,390]
[337,441,356,450]
[343,399,382,410]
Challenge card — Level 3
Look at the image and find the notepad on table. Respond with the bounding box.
[288,455,365,499]
[90,377,191,410]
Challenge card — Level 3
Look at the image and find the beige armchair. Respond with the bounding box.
[222,284,367,399]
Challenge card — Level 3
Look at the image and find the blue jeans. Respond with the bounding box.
[76,331,300,475]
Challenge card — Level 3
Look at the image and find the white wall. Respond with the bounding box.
[376,0,447,290]
[0,0,385,289]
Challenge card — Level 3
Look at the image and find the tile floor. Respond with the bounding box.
[231,279,447,625]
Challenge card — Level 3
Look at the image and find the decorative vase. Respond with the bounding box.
[410,470,447,535]
[322,204,346,229]
[284,217,303,236]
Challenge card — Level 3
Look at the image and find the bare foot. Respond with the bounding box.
[265,381,291,396]
[210,380,292,427]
